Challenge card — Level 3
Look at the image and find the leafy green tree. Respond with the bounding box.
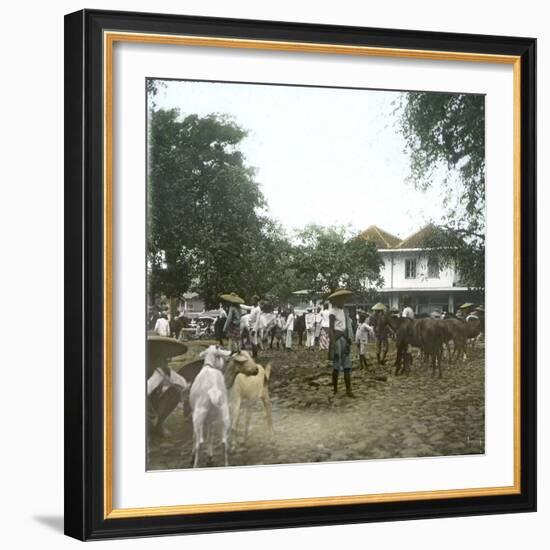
[293,225,383,298]
[148,107,271,310]
[396,92,485,289]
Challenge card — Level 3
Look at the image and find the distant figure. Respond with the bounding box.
[328,289,355,397]
[319,303,330,350]
[294,313,306,346]
[402,299,415,319]
[249,295,262,358]
[284,308,295,351]
[305,307,315,350]
[154,313,171,337]
[314,306,322,346]
[214,305,227,346]
[466,309,480,322]
[221,292,244,352]
[271,310,284,349]
[370,303,389,365]
[355,312,375,370]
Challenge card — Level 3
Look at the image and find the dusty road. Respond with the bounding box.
[147,341,485,470]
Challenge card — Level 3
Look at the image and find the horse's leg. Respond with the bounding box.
[461,339,468,363]
[394,347,401,375]
[381,339,388,365]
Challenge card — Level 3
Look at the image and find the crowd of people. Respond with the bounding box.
[212,289,380,398]
[150,290,484,399]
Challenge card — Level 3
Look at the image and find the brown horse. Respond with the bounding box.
[440,318,482,363]
[378,313,445,377]
[440,319,468,363]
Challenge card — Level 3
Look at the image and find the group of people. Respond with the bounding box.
[216,289,368,397]
[151,290,484,401]
[217,294,336,356]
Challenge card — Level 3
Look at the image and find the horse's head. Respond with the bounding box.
[375,311,398,332]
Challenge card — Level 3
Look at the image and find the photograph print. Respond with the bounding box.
[146,78,486,471]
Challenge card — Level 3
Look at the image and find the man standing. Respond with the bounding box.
[221,292,244,352]
[314,306,322,347]
[319,303,331,350]
[305,307,315,350]
[249,295,262,358]
[284,308,295,351]
[153,312,171,337]
[328,289,355,397]
[355,312,375,370]
[370,303,388,365]
[402,298,415,319]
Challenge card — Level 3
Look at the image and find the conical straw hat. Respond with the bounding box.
[219,292,244,305]
[327,288,353,301]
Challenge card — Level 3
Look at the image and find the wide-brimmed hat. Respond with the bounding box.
[219,292,244,305]
[328,289,353,301]
[458,302,475,310]
[371,302,387,311]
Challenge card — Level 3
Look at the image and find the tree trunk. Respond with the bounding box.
[169,296,178,320]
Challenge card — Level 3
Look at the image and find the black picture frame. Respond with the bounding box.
[64,9,536,541]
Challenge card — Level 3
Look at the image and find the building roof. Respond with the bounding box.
[359,223,448,250]
[359,225,401,249]
[392,224,444,249]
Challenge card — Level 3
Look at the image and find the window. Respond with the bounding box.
[428,257,440,278]
[405,259,416,279]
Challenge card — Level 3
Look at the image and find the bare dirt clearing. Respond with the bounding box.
[147,342,485,470]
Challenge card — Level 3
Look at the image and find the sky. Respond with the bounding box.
[152,79,452,241]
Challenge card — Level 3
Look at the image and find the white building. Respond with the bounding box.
[360,224,479,315]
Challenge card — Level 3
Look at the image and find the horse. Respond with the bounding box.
[441,317,483,363]
[378,313,445,377]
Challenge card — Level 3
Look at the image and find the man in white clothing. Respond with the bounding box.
[402,299,415,320]
[154,313,171,337]
[248,295,262,358]
[284,308,295,351]
[304,307,315,350]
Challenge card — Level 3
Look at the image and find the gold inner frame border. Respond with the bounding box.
[102,30,522,519]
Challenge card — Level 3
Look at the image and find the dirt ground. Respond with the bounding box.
[147,340,485,470]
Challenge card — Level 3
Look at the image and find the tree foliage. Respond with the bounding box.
[293,225,383,298]
[148,107,287,308]
[396,92,485,289]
